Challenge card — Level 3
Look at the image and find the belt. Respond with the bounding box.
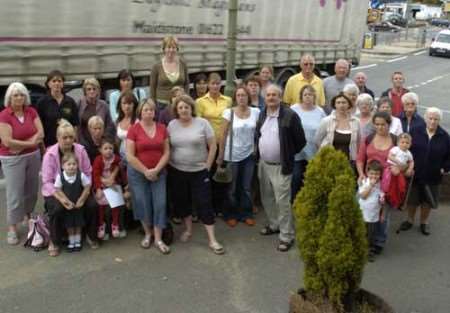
[263,160,281,166]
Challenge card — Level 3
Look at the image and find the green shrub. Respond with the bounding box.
[293,146,368,311]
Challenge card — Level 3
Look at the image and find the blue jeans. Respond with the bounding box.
[291,160,308,203]
[225,155,255,220]
[374,205,391,249]
[127,166,167,228]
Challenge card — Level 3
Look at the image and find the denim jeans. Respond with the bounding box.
[127,166,167,228]
[374,204,391,249]
[225,154,255,220]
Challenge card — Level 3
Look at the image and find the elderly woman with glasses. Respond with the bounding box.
[399,92,425,134]
[356,93,375,138]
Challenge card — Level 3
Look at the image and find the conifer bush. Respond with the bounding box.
[293,146,368,312]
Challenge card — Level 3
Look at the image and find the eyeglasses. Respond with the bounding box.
[302,63,314,66]
[86,87,97,91]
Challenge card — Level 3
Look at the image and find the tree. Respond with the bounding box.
[294,146,368,312]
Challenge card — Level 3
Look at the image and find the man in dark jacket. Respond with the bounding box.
[255,84,306,252]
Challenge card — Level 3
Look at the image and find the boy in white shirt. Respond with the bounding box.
[358,160,384,262]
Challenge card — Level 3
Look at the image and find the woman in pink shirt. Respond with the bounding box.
[0,82,44,245]
[126,99,170,254]
[41,121,99,256]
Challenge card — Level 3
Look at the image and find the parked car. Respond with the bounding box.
[430,18,450,28]
[386,14,407,27]
[368,21,401,33]
[429,29,450,57]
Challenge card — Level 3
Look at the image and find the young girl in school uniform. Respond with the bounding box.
[54,152,92,252]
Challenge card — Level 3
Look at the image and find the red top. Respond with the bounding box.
[357,138,394,172]
[388,88,407,118]
[92,154,122,190]
[127,122,167,169]
[0,106,39,156]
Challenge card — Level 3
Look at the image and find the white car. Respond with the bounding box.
[429,29,450,57]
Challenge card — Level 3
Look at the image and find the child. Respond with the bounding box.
[358,160,384,262]
[93,137,124,239]
[382,133,414,209]
[54,153,92,252]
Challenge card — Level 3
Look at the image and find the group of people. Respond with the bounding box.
[1,36,449,261]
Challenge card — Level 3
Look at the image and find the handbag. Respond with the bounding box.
[212,109,234,184]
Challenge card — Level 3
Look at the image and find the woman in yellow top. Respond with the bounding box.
[150,36,189,120]
[196,72,232,216]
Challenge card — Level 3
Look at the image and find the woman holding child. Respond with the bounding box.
[41,121,99,256]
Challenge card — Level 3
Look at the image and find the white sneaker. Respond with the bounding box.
[119,230,127,238]
[7,231,19,245]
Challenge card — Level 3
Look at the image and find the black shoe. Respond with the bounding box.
[277,240,294,252]
[420,224,430,236]
[399,221,413,231]
[73,243,82,252]
[373,245,383,255]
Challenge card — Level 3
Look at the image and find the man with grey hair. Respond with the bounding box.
[283,54,325,107]
[256,84,306,252]
[323,59,353,114]
[353,71,374,99]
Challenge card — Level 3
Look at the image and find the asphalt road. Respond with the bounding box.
[354,50,450,130]
[1,53,450,313]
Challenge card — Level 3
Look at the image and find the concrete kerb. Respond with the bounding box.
[361,46,428,57]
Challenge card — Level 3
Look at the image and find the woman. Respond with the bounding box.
[167,95,224,254]
[196,72,232,215]
[343,83,359,113]
[217,86,260,227]
[291,85,325,201]
[315,93,360,164]
[357,111,402,255]
[78,78,115,146]
[399,92,425,133]
[109,69,146,123]
[191,73,208,100]
[399,107,450,235]
[158,86,185,126]
[126,99,170,254]
[168,95,225,254]
[356,93,375,139]
[82,116,106,164]
[35,70,79,147]
[150,36,189,119]
[0,82,44,245]
[41,121,99,256]
[116,90,139,160]
[377,97,403,136]
[259,65,274,97]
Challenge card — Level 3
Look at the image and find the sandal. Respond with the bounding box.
[260,225,279,236]
[155,240,171,254]
[209,241,225,255]
[140,235,152,249]
[277,240,293,252]
[180,231,192,243]
[48,245,60,257]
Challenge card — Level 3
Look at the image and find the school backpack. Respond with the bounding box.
[24,214,50,251]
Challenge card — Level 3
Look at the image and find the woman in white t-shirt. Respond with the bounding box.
[217,86,260,227]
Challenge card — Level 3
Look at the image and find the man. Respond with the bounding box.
[353,71,375,99]
[244,75,265,110]
[323,59,353,113]
[256,84,306,252]
[381,71,409,118]
[283,54,325,107]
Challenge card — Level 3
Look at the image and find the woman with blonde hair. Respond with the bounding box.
[0,82,44,245]
[150,36,189,120]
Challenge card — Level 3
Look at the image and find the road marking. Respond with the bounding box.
[418,105,450,114]
[386,56,408,63]
[413,51,426,56]
[352,63,377,70]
